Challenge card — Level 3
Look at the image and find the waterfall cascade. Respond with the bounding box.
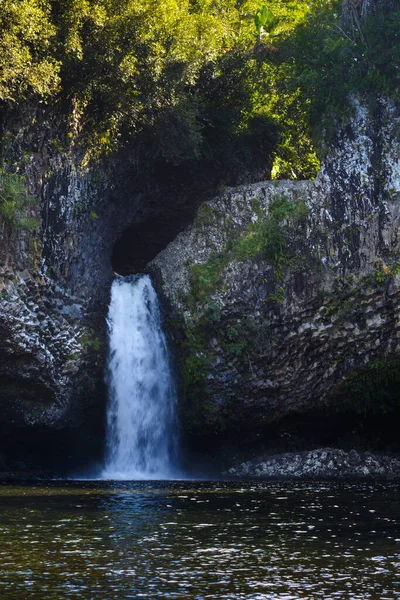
[102,274,178,479]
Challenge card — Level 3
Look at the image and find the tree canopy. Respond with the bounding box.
[0,0,399,179]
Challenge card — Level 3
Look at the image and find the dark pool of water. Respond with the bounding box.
[0,480,398,598]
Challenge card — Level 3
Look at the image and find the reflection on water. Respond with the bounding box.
[0,480,398,599]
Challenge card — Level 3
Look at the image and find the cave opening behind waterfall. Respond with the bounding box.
[110,156,225,275]
[112,217,178,275]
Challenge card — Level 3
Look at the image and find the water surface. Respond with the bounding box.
[0,480,399,599]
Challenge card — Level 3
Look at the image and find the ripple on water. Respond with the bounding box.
[0,480,398,598]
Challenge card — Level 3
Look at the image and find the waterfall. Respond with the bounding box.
[102,274,178,480]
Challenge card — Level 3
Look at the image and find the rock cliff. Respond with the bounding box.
[1,96,399,470]
[0,107,208,469]
[151,99,400,446]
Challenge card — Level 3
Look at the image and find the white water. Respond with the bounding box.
[102,274,178,480]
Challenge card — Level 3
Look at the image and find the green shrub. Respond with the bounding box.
[339,359,400,416]
[278,0,400,145]
[0,171,38,232]
[3,0,399,221]
[233,196,309,269]
[189,254,228,305]
[218,316,273,360]
[187,195,310,309]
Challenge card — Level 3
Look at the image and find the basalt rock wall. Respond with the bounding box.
[150,99,400,442]
[1,96,400,467]
[0,106,204,466]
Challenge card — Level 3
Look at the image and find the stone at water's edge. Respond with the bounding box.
[226,448,400,479]
[150,99,400,437]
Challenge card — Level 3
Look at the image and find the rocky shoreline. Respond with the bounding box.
[0,447,399,481]
[225,448,400,479]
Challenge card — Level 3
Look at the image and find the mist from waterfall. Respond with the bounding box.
[102,274,178,480]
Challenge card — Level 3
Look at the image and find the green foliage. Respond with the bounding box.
[192,49,280,178]
[0,0,316,179]
[50,0,247,162]
[80,331,102,353]
[219,316,270,358]
[0,171,38,232]
[264,285,285,304]
[188,254,228,305]
[277,0,400,143]
[196,204,216,228]
[268,86,321,179]
[358,259,400,289]
[372,259,400,286]
[187,195,309,309]
[254,5,279,36]
[177,311,272,431]
[181,328,211,393]
[233,195,309,269]
[0,0,60,101]
[225,324,248,357]
[177,317,217,428]
[1,0,399,181]
[340,359,400,416]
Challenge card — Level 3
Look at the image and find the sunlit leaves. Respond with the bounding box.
[254,5,279,35]
[0,0,60,101]
[0,0,342,179]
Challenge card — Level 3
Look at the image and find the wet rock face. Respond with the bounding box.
[151,99,400,439]
[0,264,100,428]
[0,111,127,435]
[0,168,109,432]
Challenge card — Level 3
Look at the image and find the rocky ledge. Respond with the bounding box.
[226,448,400,479]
